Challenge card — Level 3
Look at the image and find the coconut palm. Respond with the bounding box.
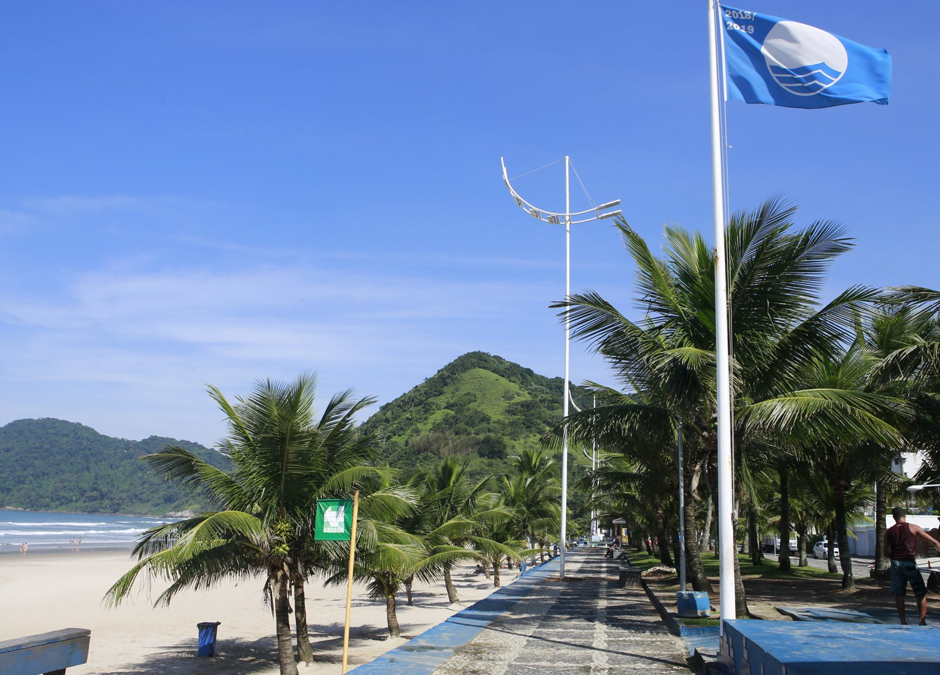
[864,294,940,572]
[557,200,900,611]
[404,458,508,603]
[469,518,528,588]
[502,448,561,561]
[105,374,385,675]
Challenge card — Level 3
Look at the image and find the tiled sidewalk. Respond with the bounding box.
[430,548,688,674]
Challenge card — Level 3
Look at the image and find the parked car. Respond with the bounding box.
[763,537,799,556]
[813,539,840,559]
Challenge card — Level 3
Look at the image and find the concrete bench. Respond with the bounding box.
[0,629,91,675]
[618,561,642,588]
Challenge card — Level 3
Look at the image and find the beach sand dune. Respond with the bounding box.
[1,550,518,674]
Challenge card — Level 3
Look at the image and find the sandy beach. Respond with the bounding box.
[0,548,520,674]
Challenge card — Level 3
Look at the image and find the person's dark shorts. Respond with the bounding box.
[890,559,926,597]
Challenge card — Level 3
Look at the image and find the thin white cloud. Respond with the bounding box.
[21,195,233,219]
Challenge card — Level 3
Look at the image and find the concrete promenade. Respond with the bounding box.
[430,547,689,674]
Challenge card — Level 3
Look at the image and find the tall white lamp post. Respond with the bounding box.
[501,156,621,578]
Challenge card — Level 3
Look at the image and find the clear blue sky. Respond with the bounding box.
[0,1,935,447]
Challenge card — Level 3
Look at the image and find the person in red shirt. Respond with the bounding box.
[885,506,940,625]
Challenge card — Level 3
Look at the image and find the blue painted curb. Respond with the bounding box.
[350,556,562,674]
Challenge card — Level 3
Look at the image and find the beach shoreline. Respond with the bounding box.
[1,548,518,674]
[0,542,134,557]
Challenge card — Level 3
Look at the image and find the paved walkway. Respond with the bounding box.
[430,548,688,675]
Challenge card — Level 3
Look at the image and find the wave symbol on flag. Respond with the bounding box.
[760,21,848,96]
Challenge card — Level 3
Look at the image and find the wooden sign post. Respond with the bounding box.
[341,491,359,674]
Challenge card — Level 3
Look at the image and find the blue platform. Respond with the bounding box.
[718,620,940,675]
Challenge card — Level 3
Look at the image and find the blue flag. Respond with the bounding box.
[720,5,891,109]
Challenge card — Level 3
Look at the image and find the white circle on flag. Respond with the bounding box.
[760,21,848,96]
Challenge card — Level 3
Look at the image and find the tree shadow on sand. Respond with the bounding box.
[99,636,278,675]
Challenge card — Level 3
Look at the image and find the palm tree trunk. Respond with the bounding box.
[492,558,501,587]
[778,465,792,572]
[875,476,889,577]
[712,484,746,613]
[655,511,674,566]
[671,534,682,573]
[385,593,400,638]
[702,492,714,550]
[683,483,713,593]
[273,572,299,675]
[796,522,808,567]
[292,575,313,664]
[729,516,749,617]
[827,521,838,574]
[443,568,459,603]
[748,503,762,566]
[833,482,854,589]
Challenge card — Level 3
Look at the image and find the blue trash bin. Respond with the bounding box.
[197,621,221,657]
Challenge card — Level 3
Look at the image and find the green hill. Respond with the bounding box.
[362,351,582,478]
[0,418,231,515]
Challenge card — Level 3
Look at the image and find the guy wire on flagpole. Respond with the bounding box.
[707,0,737,629]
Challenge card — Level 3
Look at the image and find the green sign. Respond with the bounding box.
[315,499,353,541]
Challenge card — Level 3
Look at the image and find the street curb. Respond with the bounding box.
[349,554,563,674]
[632,561,721,675]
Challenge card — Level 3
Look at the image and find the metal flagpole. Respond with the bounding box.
[708,0,736,626]
[678,420,687,592]
[341,490,360,674]
[560,155,571,578]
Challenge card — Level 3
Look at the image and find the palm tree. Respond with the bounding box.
[469,519,527,588]
[332,505,478,637]
[502,448,560,562]
[558,200,898,611]
[864,294,940,574]
[405,458,503,603]
[746,345,901,588]
[105,374,383,675]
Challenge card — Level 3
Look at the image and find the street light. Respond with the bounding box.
[501,156,621,579]
[573,393,602,542]
[908,483,940,493]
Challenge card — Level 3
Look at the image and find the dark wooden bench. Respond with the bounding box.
[0,629,91,675]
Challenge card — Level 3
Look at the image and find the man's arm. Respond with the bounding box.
[912,524,940,551]
[884,530,892,558]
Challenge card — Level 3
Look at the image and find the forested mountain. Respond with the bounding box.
[0,418,231,515]
[1,353,590,516]
[362,351,588,479]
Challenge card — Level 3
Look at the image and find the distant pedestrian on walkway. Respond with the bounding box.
[886,506,940,625]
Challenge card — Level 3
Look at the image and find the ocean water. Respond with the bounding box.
[0,510,173,553]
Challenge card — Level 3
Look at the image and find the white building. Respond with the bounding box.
[848,449,938,557]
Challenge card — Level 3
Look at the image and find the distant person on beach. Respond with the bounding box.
[885,506,940,625]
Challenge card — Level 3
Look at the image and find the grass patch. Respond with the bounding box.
[699,553,840,580]
[620,550,664,571]
[679,617,721,627]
